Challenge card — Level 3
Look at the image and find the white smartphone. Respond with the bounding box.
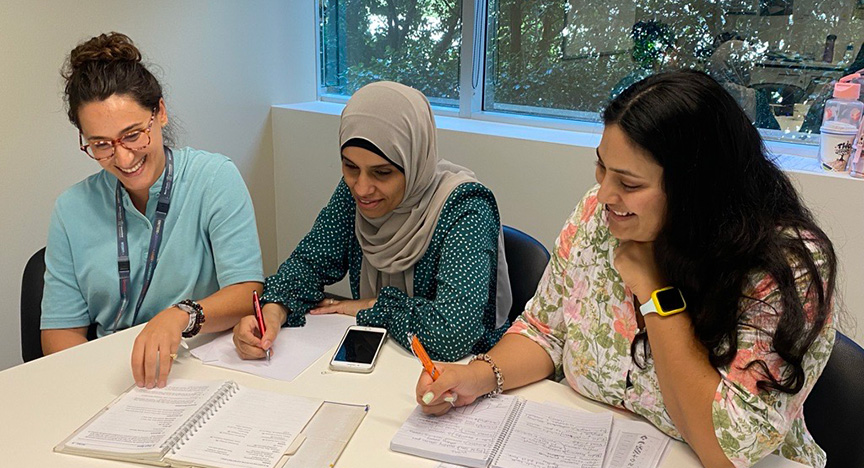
[329,325,388,373]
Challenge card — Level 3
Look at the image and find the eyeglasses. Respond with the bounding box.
[79,108,157,161]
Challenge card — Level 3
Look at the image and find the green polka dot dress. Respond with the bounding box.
[261,179,507,361]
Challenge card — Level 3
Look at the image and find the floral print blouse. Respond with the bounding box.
[508,186,835,468]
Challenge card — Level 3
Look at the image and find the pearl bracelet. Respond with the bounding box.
[470,353,504,398]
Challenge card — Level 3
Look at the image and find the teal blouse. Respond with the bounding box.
[42,147,264,335]
[261,180,507,361]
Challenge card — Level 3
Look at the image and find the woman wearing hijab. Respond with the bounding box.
[233,81,512,362]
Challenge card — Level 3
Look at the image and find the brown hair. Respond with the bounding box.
[62,32,172,144]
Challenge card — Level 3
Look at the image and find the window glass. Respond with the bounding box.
[319,0,463,107]
[484,0,864,142]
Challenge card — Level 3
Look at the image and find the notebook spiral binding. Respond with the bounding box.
[164,381,240,455]
[489,398,526,467]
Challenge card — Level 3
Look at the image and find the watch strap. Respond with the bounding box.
[175,299,205,338]
[639,287,686,317]
[639,298,659,316]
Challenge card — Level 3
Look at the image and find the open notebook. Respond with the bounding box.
[55,379,367,468]
[391,394,614,468]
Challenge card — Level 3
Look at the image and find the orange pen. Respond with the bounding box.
[409,333,440,381]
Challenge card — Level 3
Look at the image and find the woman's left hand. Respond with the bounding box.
[309,298,376,317]
[614,240,665,303]
[131,307,188,389]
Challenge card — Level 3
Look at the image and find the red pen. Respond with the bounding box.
[253,291,270,362]
[409,333,439,381]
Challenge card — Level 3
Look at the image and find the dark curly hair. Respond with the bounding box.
[62,32,173,145]
[605,69,836,394]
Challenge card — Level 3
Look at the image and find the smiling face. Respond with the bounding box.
[78,94,167,201]
[341,146,406,218]
[595,124,667,242]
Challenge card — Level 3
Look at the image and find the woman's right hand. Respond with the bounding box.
[415,361,494,416]
[232,303,286,359]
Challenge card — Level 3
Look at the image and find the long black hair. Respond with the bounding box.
[604,69,836,394]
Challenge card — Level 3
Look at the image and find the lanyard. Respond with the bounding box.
[110,147,174,333]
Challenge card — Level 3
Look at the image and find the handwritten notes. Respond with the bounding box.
[391,395,615,468]
[493,401,613,468]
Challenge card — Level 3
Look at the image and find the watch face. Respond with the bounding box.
[656,288,685,311]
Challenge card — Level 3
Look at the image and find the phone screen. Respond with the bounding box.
[333,329,385,364]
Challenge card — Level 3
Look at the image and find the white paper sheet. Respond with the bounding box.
[191,314,356,382]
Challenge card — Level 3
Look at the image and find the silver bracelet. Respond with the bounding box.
[471,353,504,398]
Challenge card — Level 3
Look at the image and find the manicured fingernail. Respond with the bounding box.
[444,395,457,404]
[422,392,435,405]
[262,340,271,349]
[136,381,143,387]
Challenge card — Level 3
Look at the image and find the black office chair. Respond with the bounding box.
[20,247,96,362]
[20,248,47,362]
[803,331,864,468]
[502,226,550,323]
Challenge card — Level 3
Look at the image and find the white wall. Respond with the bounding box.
[0,0,317,370]
[272,104,864,346]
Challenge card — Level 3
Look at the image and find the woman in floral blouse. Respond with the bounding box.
[416,70,837,468]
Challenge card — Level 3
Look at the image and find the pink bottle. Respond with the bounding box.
[820,74,863,172]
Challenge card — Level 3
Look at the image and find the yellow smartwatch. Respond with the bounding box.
[639,287,687,317]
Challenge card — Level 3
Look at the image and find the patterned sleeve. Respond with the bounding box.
[260,180,355,327]
[505,189,599,380]
[357,192,498,362]
[712,236,835,468]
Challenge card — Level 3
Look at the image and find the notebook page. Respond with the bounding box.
[170,388,322,468]
[63,380,225,457]
[390,394,519,468]
[492,401,613,468]
[191,314,356,382]
[601,420,669,468]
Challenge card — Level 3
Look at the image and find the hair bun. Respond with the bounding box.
[69,32,141,70]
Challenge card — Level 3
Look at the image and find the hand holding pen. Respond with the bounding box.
[410,333,458,409]
[253,291,270,362]
[232,300,284,361]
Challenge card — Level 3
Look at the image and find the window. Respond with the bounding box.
[320,0,864,144]
[319,0,463,107]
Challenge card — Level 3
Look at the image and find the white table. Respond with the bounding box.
[0,324,802,467]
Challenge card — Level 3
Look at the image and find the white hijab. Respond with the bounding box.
[340,81,512,328]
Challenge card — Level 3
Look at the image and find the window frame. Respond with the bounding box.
[315,0,820,160]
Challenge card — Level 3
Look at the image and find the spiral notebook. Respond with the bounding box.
[390,394,614,468]
[55,379,366,468]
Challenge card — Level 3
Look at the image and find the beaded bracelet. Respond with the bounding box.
[176,299,206,338]
[470,353,504,398]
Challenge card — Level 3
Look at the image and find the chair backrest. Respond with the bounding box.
[20,248,46,362]
[803,331,864,468]
[21,248,98,362]
[502,226,550,323]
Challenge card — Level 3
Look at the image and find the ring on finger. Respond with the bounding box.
[169,353,178,361]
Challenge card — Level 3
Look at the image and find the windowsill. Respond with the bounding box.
[273,101,858,180]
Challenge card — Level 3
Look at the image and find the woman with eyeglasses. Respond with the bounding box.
[41,32,264,389]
